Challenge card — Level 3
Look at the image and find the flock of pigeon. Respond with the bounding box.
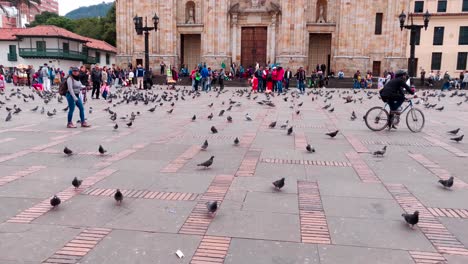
[1,84,466,224]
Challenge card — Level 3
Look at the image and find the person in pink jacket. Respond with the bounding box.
[277,66,285,93]
[271,67,278,93]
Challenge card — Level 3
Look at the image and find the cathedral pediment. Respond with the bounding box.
[229,0,280,14]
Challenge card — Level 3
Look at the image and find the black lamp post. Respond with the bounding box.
[133,14,159,86]
[399,10,431,78]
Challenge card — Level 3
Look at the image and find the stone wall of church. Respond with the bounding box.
[116,0,410,76]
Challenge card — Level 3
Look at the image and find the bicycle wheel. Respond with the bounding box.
[365,107,389,131]
[406,108,425,133]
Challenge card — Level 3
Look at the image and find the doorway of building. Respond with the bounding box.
[372,61,381,77]
[181,34,201,70]
[308,33,332,74]
[241,27,267,68]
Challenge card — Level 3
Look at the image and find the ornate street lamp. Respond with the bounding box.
[133,13,159,88]
[399,10,431,77]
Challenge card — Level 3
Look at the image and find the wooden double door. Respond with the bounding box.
[241,27,267,68]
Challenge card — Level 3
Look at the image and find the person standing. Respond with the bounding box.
[271,67,278,92]
[136,65,145,89]
[218,68,225,91]
[41,63,51,92]
[101,66,108,98]
[66,67,90,128]
[201,65,209,92]
[295,67,306,94]
[276,66,284,94]
[91,66,102,99]
[462,71,468,90]
[160,61,166,75]
[284,67,292,90]
[420,69,426,86]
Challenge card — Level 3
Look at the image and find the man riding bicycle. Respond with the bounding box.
[379,70,415,129]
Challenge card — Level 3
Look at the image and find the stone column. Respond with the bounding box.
[269,14,277,64]
[231,14,238,64]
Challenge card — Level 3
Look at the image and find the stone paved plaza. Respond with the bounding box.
[1,83,468,264]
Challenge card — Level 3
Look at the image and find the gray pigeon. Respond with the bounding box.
[439,176,454,189]
[198,156,214,169]
[114,189,123,204]
[206,201,218,215]
[402,211,419,228]
[5,111,12,122]
[234,137,240,145]
[373,146,387,157]
[201,140,208,150]
[50,195,61,208]
[72,177,82,189]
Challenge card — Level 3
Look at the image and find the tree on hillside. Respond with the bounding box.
[0,0,41,27]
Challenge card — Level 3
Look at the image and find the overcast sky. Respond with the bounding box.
[58,0,114,16]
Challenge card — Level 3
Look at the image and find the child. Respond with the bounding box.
[251,75,258,93]
[0,74,5,91]
[101,81,110,99]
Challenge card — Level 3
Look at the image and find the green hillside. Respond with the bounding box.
[65,2,114,20]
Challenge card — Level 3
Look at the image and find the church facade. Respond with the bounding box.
[116,0,409,76]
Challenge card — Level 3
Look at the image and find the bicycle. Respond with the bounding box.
[364,98,425,133]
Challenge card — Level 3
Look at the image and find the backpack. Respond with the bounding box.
[58,77,69,96]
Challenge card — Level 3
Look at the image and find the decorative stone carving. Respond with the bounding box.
[186,1,195,24]
[316,0,327,23]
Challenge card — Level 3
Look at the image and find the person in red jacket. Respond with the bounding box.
[271,67,278,92]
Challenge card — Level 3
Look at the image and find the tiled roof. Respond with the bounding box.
[0,28,24,41]
[84,38,117,53]
[0,25,117,53]
[14,25,89,42]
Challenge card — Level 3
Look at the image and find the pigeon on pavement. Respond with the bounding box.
[50,195,61,208]
[273,178,285,190]
[197,156,214,169]
[63,147,73,156]
[211,126,218,134]
[451,135,464,143]
[98,145,107,155]
[114,189,123,204]
[306,144,315,153]
[206,201,218,215]
[402,211,419,228]
[201,140,208,150]
[448,128,460,135]
[373,146,387,157]
[72,177,82,189]
[439,176,454,189]
[326,130,339,138]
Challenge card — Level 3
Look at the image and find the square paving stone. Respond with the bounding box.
[0,178,70,199]
[0,197,42,222]
[80,229,201,264]
[327,217,435,251]
[242,191,299,214]
[207,210,300,242]
[318,181,393,199]
[33,195,131,227]
[0,223,82,263]
[305,166,361,183]
[405,182,468,209]
[322,196,404,220]
[255,163,307,180]
[225,238,319,264]
[318,244,414,264]
[445,254,468,264]
[105,199,196,233]
[439,218,468,247]
[230,176,298,194]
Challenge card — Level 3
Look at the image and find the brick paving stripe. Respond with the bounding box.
[235,150,261,177]
[409,153,468,188]
[294,131,308,150]
[6,168,117,224]
[409,251,447,264]
[423,133,468,157]
[297,181,331,244]
[345,152,381,183]
[0,165,46,186]
[42,228,112,264]
[160,145,201,173]
[385,184,468,255]
[190,236,231,264]
[82,188,201,201]
[179,175,234,235]
[260,158,352,167]
[0,137,16,144]
[427,207,468,218]
[343,133,369,153]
